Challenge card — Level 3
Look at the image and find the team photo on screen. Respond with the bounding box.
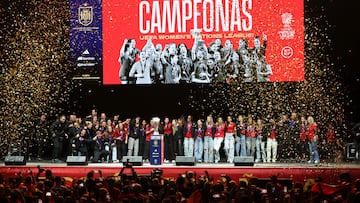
[70,0,304,84]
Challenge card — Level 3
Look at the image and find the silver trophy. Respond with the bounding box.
[190,28,202,40]
[152,117,160,135]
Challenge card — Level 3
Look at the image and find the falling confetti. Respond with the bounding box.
[0,0,353,163]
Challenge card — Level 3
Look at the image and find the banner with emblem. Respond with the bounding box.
[102,0,304,85]
[70,0,102,80]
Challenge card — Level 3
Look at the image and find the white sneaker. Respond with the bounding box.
[314,160,319,164]
[308,160,313,164]
[215,160,219,163]
[164,159,169,163]
[171,160,175,163]
[272,160,276,163]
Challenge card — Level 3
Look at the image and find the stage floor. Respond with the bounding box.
[1,161,359,185]
[2,160,358,168]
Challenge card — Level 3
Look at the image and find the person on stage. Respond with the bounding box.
[71,128,91,158]
[299,116,308,162]
[34,114,49,161]
[246,115,256,157]
[307,116,320,164]
[83,121,95,161]
[255,119,267,163]
[224,116,236,163]
[174,117,185,156]
[184,115,195,157]
[289,112,301,161]
[163,117,175,163]
[65,115,79,157]
[112,122,128,162]
[204,115,215,163]
[235,115,247,157]
[102,125,113,162]
[325,122,337,162]
[278,114,290,162]
[92,131,109,163]
[194,119,205,163]
[267,118,278,163]
[214,117,225,163]
[127,117,141,156]
[49,115,68,163]
[143,119,155,162]
[138,119,147,158]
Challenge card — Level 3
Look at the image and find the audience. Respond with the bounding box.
[0,167,358,203]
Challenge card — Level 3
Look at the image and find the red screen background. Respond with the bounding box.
[103,0,304,85]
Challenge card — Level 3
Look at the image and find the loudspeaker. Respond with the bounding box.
[66,156,88,166]
[234,156,254,166]
[4,156,26,165]
[346,143,358,160]
[122,156,143,166]
[175,156,195,166]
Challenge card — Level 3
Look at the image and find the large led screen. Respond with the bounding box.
[70,0,304,85]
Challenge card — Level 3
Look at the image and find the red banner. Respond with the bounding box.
[103,0,304,85]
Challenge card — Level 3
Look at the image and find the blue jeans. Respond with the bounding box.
[194,136,203,161]
[246,136,256,157]
[203,136,214,163]
[235,134,247,156]
[224,133,235,162]
[256,136,266,162]
[309,140,319,162]
[184,137,194,157]
[214,137,223,163]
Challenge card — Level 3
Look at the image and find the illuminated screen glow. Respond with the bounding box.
[70,0,304,85]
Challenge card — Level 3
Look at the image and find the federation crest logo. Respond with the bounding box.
[153,140,158,146]
[78,4,93,26]
[278,12,295,40]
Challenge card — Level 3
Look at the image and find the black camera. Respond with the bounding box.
[186,171,194,179]
[125,159,133,168]
[37,165,45,173]
[151,168,163,179]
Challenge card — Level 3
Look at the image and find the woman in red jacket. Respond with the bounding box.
[307,116,320,164]
[143,120,155,162]
[163,117,174,163]
[246,116,256,157]
[204,115,215,163]
[224,116,236,163]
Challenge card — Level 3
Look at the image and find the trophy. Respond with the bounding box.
[152,117,160,135]
[190,28,202,40]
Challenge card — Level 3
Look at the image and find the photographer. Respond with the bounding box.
[119,159,138,182]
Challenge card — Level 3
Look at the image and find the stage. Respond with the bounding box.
[1,161,359,187]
